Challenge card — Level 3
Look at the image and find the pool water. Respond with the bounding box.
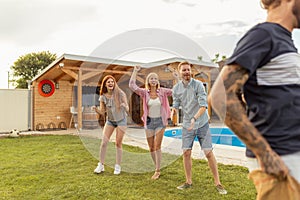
[164,127,245,147]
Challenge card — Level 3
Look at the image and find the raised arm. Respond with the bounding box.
[129,65,140,91]
[129,65,147,97]
[172,70,180,83]
[208,64,288,180]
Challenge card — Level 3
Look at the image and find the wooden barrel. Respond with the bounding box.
[83,108,99,129]
[172,109,178,126]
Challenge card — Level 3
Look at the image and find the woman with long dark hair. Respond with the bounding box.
[93,75,129,175]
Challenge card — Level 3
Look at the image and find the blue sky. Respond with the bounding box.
[0,0,300,88]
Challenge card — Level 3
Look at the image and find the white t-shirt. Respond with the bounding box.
[147,98,161,118]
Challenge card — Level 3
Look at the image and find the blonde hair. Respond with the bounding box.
[99,75,125,110]
[145,72,160,90]
[260,0,281,9]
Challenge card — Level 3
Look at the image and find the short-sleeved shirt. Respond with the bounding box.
[226,22,300,157]
[99,94,126,122]
[172,78,209,129]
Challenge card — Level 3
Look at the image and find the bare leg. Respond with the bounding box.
[115,126,126,165]
[183,149,192,184]
[151,128,165,179]
[100,124,115,164]
[146,129,156,164]
[204,150,221,185]
[154,128,165,171]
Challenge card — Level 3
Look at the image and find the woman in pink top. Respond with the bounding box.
[129,65,172,180]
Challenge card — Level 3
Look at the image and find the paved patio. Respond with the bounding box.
[120,127,247,167]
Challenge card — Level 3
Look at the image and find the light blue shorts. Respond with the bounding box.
[182,122,213,150]
[146,116,165,132]
[106,118,127,128]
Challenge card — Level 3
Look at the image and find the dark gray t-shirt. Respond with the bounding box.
[226,22,300,157]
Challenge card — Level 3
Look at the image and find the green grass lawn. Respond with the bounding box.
[0,135,256,200]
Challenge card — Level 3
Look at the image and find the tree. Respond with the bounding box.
[211,53,227,63]
[10,51,56,88]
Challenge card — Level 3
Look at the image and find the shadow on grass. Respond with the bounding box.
[80,135,181,173]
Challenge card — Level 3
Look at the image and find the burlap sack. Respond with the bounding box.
[249,170,300,200]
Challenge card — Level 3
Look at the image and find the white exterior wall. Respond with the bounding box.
[0,89,30,132]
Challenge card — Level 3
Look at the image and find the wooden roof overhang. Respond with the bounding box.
[32,54,218,129]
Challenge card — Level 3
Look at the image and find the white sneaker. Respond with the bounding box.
[114,164,121,175]
[94,162,105,174]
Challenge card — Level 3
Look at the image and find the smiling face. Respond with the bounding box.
[179,64,192,82]
[148,74,159,87]
[105,78,115,91]
[145,73,160,90]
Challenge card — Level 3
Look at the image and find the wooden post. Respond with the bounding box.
[207,71,212,118]
[77,69,83,129]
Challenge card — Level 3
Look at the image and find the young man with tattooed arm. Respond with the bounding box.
[209,0,300,187]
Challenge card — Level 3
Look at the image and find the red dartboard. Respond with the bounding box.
[38,80,55,97]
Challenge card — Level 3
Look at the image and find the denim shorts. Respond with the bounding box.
[106,118,127,128]
[182,122,212,150]
[146,116,165,131]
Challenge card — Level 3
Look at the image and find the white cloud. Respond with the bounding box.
[0,0,98,45]
[1,0,300,89]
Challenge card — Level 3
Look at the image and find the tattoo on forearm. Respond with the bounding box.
[223,66,270,156]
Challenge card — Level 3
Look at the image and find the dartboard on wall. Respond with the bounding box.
[38,80,55,97]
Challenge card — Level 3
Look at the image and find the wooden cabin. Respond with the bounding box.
[30,54,218,131]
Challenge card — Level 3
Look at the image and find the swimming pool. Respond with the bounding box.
[164,127,245,147]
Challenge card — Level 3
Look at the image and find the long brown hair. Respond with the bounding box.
[99,75,125,110]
